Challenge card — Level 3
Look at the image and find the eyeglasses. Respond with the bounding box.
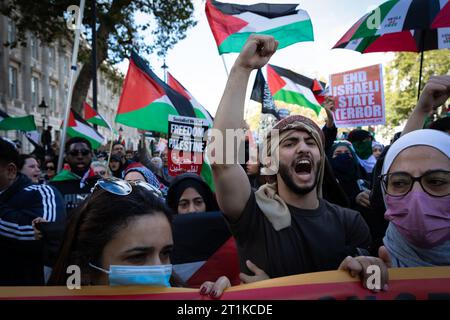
[46,166,55,170]
[91,177,163,199]
[69,149,90,156]
[380,170,450,197]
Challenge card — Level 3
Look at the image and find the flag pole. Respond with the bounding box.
[106,131,115,171]
[221,55,229,77]
[57,0,86,173]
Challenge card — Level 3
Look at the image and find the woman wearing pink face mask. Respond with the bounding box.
[380,129,450,267]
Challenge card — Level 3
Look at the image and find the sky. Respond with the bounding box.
[115,0,395,118]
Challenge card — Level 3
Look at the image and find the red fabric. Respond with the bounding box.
[364,31,418,53]
[333,14,369,48]
[167,73,191,100]
[116,60,166,115]
[186,237,240,288]
[83,102,97,120]
[267,65,286,95]
[205,0,248,47]
[68,110,77,127]
[432,2,450,28]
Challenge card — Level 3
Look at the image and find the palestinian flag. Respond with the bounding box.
[84,102,112,130]
[115,51,196,134]
[167,72,214,127]
[66,109,105,149]
[252,65,323,116]
[205,0,314,54]
[171,212,240,288]
[0,109,36,131]
[333,0,450,51]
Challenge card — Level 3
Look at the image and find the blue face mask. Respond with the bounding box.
[89,263,172,287]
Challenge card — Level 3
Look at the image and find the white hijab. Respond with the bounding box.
[381,129,450,267]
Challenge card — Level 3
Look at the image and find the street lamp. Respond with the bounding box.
[38,98,48,129]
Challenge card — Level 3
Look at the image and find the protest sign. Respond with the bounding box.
[167,115,208,176]
[1,267,449,300]
[330,64,385,127]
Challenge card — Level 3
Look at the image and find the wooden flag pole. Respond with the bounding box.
[57,0,86,173]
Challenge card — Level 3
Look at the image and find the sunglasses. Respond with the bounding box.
[91,177,163,199]
[46,166,55,170]
[69,149,90,156]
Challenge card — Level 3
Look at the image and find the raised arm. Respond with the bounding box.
[402,76,450,136]
[211,35,278,222]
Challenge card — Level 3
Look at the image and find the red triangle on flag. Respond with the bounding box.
[116,60,166,115]
[205,0,248,47]
[267,65,286,95]
[68,110,77,127]
[84,102,98,120]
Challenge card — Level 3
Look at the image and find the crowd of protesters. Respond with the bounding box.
[0,35,448,298]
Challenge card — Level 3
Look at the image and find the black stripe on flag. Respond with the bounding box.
[269,64,316,89]
[130,51,196,118]
[211,0,299,19]
[403,0,442,31]
[71,109,105,140]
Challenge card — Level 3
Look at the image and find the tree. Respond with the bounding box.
[384,50,450,127]
[1,0,197,114]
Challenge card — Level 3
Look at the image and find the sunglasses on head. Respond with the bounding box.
[91,177,164,199]
[69,149,90,156]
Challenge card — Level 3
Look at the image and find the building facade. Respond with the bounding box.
[0,15,138,154]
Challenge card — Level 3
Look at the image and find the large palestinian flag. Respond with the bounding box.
[115,51,196,134]
[0,109,36,131]
[171,211,240,288]
[167,72,214,128]
[84,102,112,130]
[251,65,324,116]
[66,109,105,149]
[205,0,314,54]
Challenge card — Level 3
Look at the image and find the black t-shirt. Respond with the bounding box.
[228,191,371,278]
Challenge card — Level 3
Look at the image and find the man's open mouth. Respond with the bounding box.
[294,158,312,175]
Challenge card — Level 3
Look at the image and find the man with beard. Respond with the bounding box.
[212,35,378,281]
[50,137,99,212]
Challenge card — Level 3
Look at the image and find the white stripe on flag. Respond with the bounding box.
[281,76,321,106]
[376,0,412,36]
[74,120,105,144]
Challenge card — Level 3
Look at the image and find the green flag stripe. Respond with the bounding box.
[218,20,313,54]
[200,159,215,193]
[87,117,109,128]
[0,115,36,131]
[67,127,102,149]
[273,89,321,115]
[115,102,179,134]
[352,0,400,39]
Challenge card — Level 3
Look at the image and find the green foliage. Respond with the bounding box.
[1,0,196,63]
[384,50,450,127]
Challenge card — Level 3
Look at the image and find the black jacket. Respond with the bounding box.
[0,174,66,285]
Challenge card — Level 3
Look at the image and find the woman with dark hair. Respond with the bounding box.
[166,173,219,214]
[48,179,229,297]
[18,154,41,183]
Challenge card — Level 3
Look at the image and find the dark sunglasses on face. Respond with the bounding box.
[69,149,90,156]
[46,166,55,170]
